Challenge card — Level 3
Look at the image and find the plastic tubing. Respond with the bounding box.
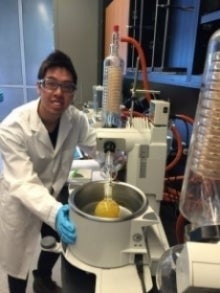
[163,187,180,203]
[165,114,194,172]
[121,36,151,103]
[175,114,194,125]
[120,111,183,171]
[176,213,187,244]
[166,124,183,172]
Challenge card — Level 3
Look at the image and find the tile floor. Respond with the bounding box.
[0,240,62,293]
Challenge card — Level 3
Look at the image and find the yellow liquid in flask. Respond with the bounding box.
[94,182,120,218]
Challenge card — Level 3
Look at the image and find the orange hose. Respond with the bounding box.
[166,125,183,172]
[165,114,194,172]
[163,188,180,203]
[175,114,194,125]
[164,115,194,240]
[163,192,175,202]
[176,213,188,244]
[121,36,151,103]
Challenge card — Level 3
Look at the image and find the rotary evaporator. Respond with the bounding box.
[50,25,171,293]
[156,29,220,293]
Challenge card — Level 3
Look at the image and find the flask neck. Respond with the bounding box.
[110,43,119,56]
[109,29,120,56]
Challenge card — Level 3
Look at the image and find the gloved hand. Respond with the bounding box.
[55,204,76,245]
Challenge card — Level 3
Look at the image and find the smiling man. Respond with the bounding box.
[0,50,97,293]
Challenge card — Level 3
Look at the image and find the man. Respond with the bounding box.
[0,50,96,293]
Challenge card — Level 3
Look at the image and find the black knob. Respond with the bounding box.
[104,141,116,153]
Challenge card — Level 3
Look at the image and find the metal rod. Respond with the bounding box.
[130,57,140,126]
[139,0,144,45]
[133,89,161,94]
[131,0,138,69]
[161,0,171,68]
[151,0,159,69]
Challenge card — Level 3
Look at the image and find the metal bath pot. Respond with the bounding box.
[68,181,150,268]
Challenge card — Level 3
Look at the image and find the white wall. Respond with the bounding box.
[54,0,103,108]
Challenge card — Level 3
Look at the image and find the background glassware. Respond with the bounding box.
[179,29,220,228]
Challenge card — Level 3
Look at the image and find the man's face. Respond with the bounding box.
[37,67,76,119]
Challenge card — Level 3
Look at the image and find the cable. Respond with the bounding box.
[135,254,147,293]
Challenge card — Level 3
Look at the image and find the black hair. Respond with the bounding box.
[37,50,78,84]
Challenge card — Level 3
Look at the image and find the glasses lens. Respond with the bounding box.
[40,79,76,93]
[44,80,58,91]
[61,83,76,93]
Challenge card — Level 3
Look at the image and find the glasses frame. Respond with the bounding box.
[38,78,77,94]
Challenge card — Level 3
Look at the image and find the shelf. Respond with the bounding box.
[125,70,202,89]
[200,10,220,24]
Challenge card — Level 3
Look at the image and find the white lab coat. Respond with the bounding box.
[0,99,96,279]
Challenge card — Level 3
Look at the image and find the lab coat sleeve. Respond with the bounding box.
[77,112,97,158]
[0,123,62,229]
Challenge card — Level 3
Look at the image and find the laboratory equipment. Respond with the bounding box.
[156,29,220,292]
[92,85,103,123]
[94,195,120,218]
[93,141,120,218]
[102,25,124,128]
[68,181,149,268]
[58,31,170,292]
[156,244,183,293]
[180,35,220,229]
[94,178,120,218]
[180,29,220,231]
[56,99,170,293]
[96,99,170,214]
[176,242,220,292]
[64,179,169,293]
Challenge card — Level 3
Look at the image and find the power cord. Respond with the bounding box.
[135,254,147,293]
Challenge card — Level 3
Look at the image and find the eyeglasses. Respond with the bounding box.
[38,78,77,94]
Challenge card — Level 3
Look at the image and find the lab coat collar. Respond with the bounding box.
[55,110,72,153]
[29,98,72,153]
[29,99,44,131]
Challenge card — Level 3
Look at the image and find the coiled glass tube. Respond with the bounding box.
[180,30,220,227]
[102,25,124,128]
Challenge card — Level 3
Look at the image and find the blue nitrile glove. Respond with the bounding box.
[55,204,76,245]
